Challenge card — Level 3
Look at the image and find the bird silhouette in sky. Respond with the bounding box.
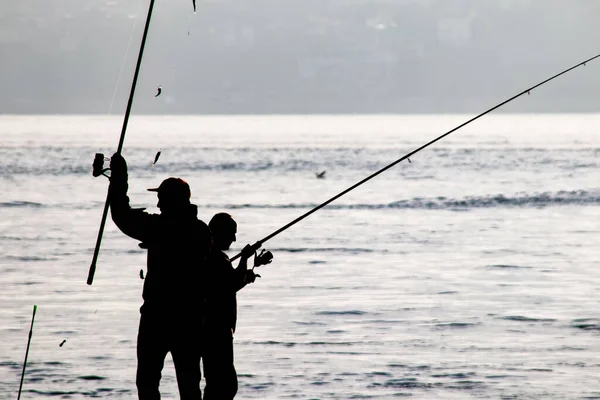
[316,170,326,179]
[154,86,162,98]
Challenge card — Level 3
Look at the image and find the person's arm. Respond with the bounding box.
[232,244,254,292]
[233,246,272,291]
[108,153,155,243]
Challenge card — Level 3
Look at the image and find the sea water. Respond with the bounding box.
[0,114,599,399]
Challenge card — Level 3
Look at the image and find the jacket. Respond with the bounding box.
[109,178,212,316]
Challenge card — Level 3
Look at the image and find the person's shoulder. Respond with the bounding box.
[208,248,229,262]
[196,219,211,236]
[132,207,161,220]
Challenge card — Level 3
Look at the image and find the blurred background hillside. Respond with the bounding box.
[1,0,599,114]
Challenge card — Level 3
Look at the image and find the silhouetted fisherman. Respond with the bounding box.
[202,213,269,400]
[108,153,211,400]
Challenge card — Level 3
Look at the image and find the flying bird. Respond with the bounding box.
[154,86,162,98]
[316,170,326,179]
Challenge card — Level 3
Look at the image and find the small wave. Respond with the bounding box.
[205,189,600,211]
[292,321,326,326]
[381,378,432,389]
[434,322,480,329]
[487,264,532,269]
[500,316,556,323]
[446,380,486,390]
[571,318,600,331]
[315,310,367,316]
[308,341,355,346]
[0,361,20,370]
[254,340,296,347]
[0,201,43,208]
[27,390,81,396]
[78,375,106,380]
[366,371,392,377]
[5,255,53,262]
[431,372,476,379]
[270,247,375,254]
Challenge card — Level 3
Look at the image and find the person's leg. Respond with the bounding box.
[136,313,169,400]
[171,334,202,400]
[203,328,238,400]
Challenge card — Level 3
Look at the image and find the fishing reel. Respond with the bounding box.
[254,249,273,268]
[92,153,111,178]
[248,249,272,282]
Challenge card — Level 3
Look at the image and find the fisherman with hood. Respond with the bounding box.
[108,153,212,399]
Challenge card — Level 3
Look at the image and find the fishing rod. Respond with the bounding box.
[17,305,37,400]
[87,0,156,285]
[230,52,600,262]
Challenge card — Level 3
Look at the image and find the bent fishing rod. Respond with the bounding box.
[231,52,600,262]
[87,0,156,285]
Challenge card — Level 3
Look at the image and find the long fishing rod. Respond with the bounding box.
[87,0,156,285]
[231,52,600,262]
[17,305,37,400]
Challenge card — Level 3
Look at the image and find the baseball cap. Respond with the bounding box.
[147,177,191,200]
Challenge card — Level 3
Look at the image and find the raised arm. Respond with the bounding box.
[108,153,156,243]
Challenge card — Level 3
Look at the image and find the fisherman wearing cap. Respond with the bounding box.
[108,153,212,400]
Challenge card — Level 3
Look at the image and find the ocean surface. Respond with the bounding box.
[0,114,599,399]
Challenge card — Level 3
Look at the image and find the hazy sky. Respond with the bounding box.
[1,0,600,114]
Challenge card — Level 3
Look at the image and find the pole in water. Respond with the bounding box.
[230,52,600,262]
[17,305,37,400]
[87,0,157,285]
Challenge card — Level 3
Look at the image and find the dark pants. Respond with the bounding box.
[136,311,202,400]
[202,328,238,400]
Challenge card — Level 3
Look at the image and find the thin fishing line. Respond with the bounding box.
[165,12,191,92]
[88,0,158,285]
[230,52,600,261]
[107,0,145,115]
[158,8,193,109]
[152,8,193,163]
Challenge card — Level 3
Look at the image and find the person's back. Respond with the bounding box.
[137,204,210,314]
